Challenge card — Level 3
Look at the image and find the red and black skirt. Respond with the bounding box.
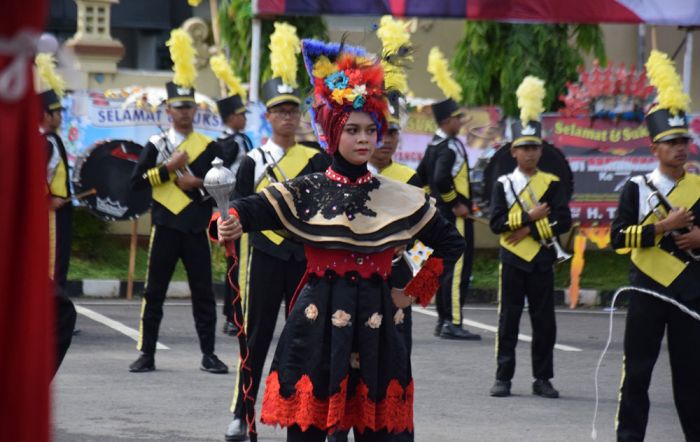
[260,250,413,434]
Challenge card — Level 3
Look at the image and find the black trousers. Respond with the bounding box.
[52,205,72,295]
[495,263,556,381]
[54,293,76,377]
[617,293,700,442]
[231,248,306,416]
[436,214,473,325]
[138,225,217,355]
[291,425,390,442]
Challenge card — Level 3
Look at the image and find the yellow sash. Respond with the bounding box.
[152,132,211,215]
[631,174,700,287]
[380,162,416,184]
[49,159,68,198]
[255,144,319,244]
[454,162,470,199]
[499,171,558,262]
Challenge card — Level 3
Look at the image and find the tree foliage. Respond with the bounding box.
[218,0,327,95]
[452,22,606,117]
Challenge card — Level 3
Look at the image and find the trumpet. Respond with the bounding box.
[517,183,572,264]
[645,179,700,261]
[156,128,206,198]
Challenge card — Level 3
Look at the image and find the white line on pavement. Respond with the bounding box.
[412,306,582,352]
[75,305,169,350]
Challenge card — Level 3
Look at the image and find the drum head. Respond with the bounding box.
[73,140,151,221]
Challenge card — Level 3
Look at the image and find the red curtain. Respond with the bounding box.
[0,1,52,441]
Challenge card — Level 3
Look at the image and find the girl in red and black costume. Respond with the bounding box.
[212,40,464,442]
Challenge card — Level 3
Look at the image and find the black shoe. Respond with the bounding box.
[328,430,349,442]
[201,354,228,374]
[223,320,239,336]
[440,322,482,340]
[489,380,511,397]
[434,319,444,337]
[224,416,248,441]
[129,353,155,372]
[533,379,559,398]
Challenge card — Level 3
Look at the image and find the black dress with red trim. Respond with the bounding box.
[213,166,464,434]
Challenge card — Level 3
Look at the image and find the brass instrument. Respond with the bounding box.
[645,177,700,261]
[508,177,571,264]
[156,127,206,198]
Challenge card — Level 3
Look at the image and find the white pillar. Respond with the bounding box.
[683,29,693,95]
[249,18,262,103]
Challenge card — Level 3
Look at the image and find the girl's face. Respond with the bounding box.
[338,112,378,165]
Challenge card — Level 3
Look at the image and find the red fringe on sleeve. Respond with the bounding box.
[403,257,444,307]
[207,208,239,243]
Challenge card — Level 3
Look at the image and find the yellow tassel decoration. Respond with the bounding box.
[35,53,66,97]
[427,47,461,101]
[516,75,546,125]
[210,54,247,101]
[269,22,300,88]
[645,50,690,115]
[377,15,413,95]
[166,29,197,88]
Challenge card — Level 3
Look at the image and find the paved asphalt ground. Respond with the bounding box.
[54,300,685,442]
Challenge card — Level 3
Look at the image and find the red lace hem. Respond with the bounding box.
[404,257,444,307]
[260,371,414,434]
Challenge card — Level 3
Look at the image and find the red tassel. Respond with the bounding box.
[404,257,444,307]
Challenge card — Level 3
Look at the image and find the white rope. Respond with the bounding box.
[0,30,39,102]
[591,286,700,440]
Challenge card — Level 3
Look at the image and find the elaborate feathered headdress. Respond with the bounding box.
[210,54,247,101]
[302,39,388,153]
[644,50,692,143]
[512,76,546,147]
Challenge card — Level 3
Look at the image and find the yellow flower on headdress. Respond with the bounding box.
[209,54,247,100]
[645,50,690,115]
[312,56,338,79]
[516,76,546,125]
[166,29,197,88]
[427,47,461,101]
[331,88,352,104]
[35,53,66,97]
[269,22,300,88]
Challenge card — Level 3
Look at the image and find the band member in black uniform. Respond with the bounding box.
[488,76,571,399]
[416,47,479,340]
[610,50,700,442]
[128,74,228,374]
[216,93,253,335]
[224,24,330,441]
[41,88,76,375]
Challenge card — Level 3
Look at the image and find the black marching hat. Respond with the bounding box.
[39,90,64,112]
[387,92,401,130]
[217,94,246,120]
[166,81,196,107]
[262,77,301,109]
[511,120,542,147]
[431,98,462,125]
[645,108,691,143]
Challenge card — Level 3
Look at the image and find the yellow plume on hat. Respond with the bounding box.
[516,75,545,125]
[377,15,413,95]
[187,0,203,6]
[210,54,247,101]
[645,49,690,115]
[427,47,461,101]
[269,22,300,88]
[35,53,66,98]
[166,29,197,88]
